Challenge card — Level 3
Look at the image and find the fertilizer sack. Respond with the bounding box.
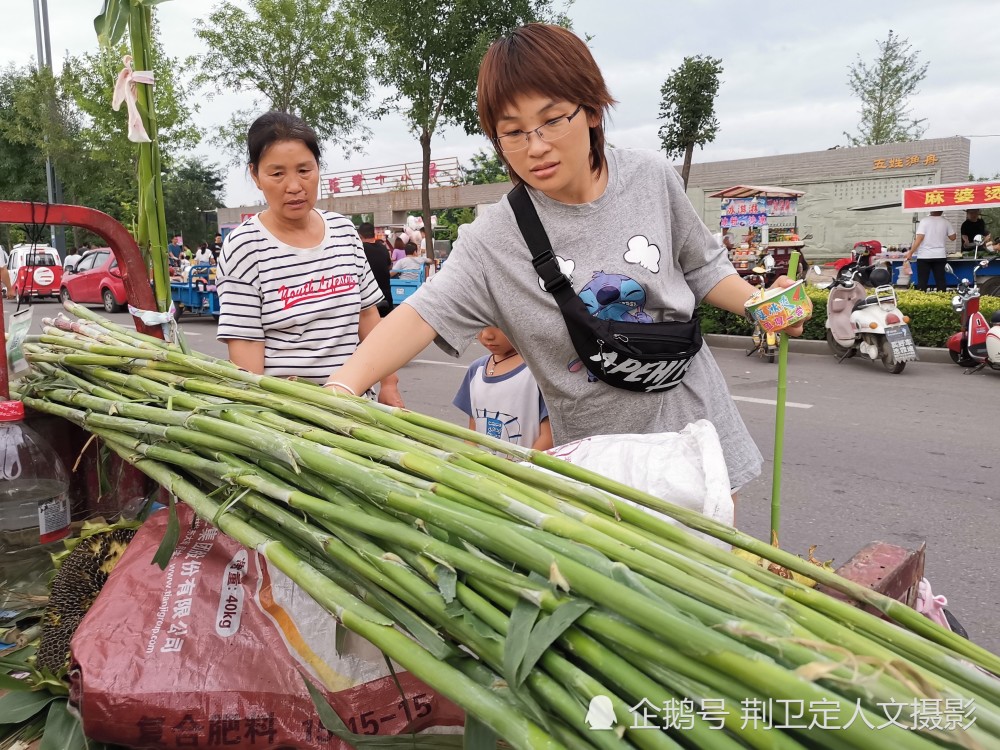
[69,504,463,749]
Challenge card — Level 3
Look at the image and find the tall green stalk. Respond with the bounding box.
[95,0,172,312]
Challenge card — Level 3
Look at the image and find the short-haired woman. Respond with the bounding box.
[327,24,806,494]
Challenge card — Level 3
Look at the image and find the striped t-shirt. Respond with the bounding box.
[216,209,383,383]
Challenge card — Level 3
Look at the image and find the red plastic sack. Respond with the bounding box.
[69,505,464,748]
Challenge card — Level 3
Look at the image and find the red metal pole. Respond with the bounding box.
[0,201,163,339]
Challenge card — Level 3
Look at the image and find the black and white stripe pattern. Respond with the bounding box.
[217,210,382,383]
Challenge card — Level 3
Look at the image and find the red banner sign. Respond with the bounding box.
[901,182,1000,212]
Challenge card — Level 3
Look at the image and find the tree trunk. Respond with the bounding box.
[681,141,694,189]
[419,130,434,261]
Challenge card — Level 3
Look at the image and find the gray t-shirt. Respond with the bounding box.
[407,148,762,487]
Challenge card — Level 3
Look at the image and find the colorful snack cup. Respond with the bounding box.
[744,280,813,333]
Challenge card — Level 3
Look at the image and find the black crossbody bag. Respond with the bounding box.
[508,183,703,393]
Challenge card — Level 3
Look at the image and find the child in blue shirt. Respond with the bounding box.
[453,327,553,450]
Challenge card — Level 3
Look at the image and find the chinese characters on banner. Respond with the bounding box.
[719,197,797,228]
[873,154,937,171]
[320,157,461,198]
[901,183,1000,212]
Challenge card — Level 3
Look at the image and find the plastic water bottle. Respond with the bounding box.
[0,400,70,612]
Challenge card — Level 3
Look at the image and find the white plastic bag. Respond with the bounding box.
[545,420,734,548]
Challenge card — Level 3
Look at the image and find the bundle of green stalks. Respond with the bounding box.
[12,303,1000,750]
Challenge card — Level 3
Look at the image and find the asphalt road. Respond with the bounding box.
[9,298,998,653]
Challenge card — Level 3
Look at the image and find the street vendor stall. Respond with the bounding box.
[889,181,1000,294]
[709,185,808,280]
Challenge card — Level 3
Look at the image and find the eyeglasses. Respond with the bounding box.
[496,105,585,153]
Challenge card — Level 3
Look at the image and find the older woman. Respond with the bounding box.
[216,111,402,405]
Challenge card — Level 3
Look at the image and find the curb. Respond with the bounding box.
[705,333,953,364]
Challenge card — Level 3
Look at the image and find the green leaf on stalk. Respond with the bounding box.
[381,653,408,709]
[301,670,354,736]
[136,489,163,522]
[461,612,502,643]
[98,443,112,499]
[213,487,250,525]
[462,717,498,750]
[481,679,553,735]
[0,673,34,691]
[0,645,37,670]
[434,565,457,604]
[93,0,129,48]
[516,599,591,688]
[367,595,455,661]
[151,494,180,569]
[608,562,659,600]
[39,699,86,750]
[334,624,347,658]
[502,596,540,687]
[0,691,57,723]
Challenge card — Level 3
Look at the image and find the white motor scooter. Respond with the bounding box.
[813,263,917,374]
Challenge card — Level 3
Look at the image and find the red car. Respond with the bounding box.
[60,248,127,312]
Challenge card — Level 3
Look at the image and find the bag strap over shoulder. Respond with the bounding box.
[508,183,575,305]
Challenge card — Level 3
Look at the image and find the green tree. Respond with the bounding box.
[845,30,928,146]
[2,63,88,248]
[657,55,723,189]
[0,65,50,205]
[345,0,560,258]
[462,148,510,185]
[162,157,225,246]
[193,0,369,161]
[436,150,511,241]
[0,66,47,250]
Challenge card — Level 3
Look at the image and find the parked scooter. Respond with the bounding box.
[812,263,917,373]
[945,257,1000,371]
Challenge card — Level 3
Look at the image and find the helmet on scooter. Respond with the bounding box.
[868,267,891,287]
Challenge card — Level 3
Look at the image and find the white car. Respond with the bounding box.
[3,244,63,301]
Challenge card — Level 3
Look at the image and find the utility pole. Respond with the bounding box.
[32,0,66,256]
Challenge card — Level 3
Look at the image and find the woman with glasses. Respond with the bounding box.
[326,24,804,499]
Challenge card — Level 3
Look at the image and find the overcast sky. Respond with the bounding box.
[6,0,999,208]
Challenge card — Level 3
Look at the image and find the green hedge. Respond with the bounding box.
[698,287,1000,348]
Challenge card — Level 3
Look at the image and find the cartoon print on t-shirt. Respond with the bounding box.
[568,270,653,378]
[623,234,660,273]
[579,271,653,323]
[475,409,524,443]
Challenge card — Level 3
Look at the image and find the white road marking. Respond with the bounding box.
[733,395,812,409]
[410,358,468,369]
